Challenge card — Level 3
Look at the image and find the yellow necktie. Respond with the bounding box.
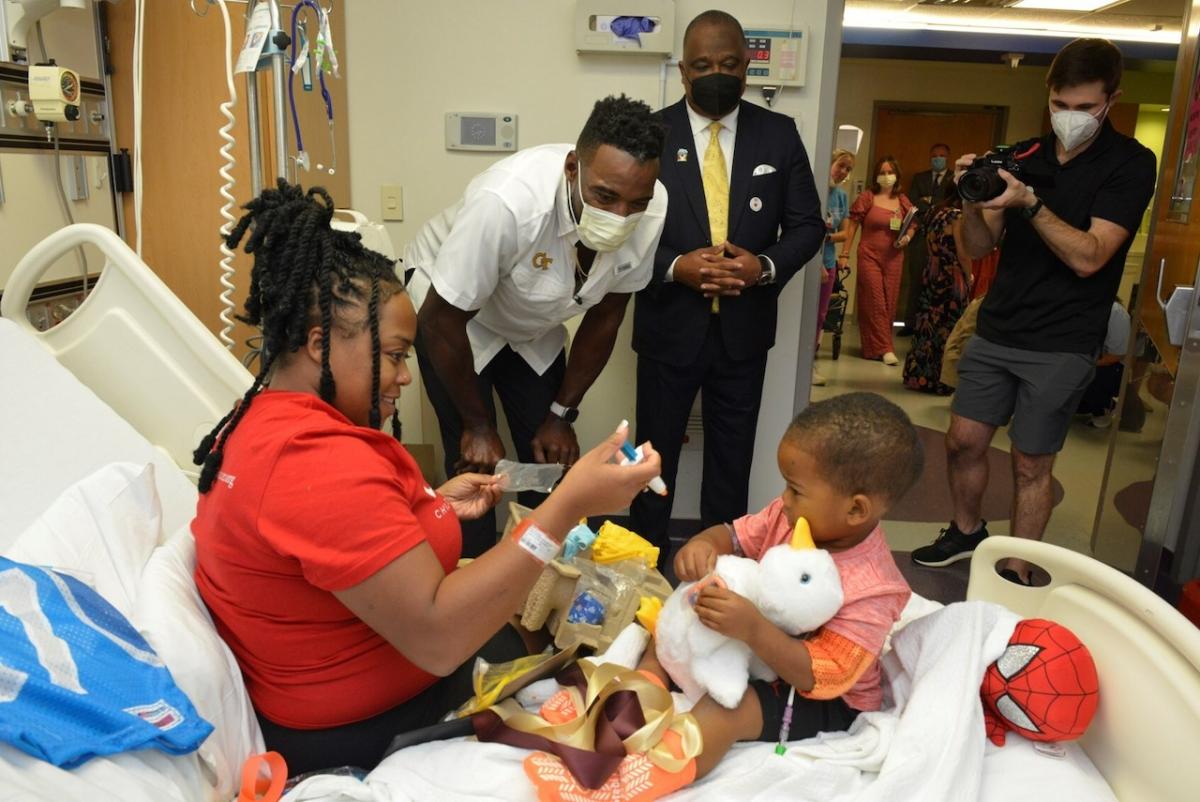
[702,121,728,314]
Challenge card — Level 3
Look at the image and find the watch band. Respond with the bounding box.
[1021,198,1044,221]
[757,255,776,286]
[549,401,579,423]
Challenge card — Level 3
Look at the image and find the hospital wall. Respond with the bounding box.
[344,0,842,516]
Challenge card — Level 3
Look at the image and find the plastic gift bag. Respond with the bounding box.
[495,459,564,493]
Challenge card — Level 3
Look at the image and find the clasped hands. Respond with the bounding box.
[674,242,763,298]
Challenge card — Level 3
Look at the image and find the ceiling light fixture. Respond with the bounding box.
[842,10,1181,44]
[1012,1,1118,11]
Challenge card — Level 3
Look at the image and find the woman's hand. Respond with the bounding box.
[438,473,504,521]
[534,421,662,534]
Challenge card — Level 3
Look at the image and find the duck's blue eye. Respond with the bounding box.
[800,573,811,584]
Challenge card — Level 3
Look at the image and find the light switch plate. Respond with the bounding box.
[381,184,403,221]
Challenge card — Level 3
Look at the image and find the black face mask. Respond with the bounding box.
[689,72,742,118]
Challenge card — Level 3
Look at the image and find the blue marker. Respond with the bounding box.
[619,434,668,496]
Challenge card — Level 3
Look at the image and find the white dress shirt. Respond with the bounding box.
[405,144,668,375]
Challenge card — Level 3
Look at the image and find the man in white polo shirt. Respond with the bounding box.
[406,95,668,554]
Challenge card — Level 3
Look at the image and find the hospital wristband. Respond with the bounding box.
[510,518,562,566]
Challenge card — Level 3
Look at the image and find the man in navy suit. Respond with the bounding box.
[631,10,824,565]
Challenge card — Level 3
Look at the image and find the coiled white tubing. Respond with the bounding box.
[214,0,239,349]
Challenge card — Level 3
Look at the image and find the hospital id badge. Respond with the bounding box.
[889,216,902,231]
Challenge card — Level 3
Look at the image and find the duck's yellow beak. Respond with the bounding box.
[790,517,816,550]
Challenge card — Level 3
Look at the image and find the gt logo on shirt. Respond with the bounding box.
[532,252,553,270]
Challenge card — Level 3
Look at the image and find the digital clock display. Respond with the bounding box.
[747,37,772,62]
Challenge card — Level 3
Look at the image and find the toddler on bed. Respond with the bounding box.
[638,391,924,781]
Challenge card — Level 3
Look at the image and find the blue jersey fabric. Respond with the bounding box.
[822,185,849,270]
[0,556,212,768]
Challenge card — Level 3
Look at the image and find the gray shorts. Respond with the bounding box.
[952,336,1096,455]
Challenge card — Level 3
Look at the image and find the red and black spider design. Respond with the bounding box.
[980,618,1099,746]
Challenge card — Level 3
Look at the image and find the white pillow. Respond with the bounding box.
[133,528,264,798]
[5,461,163,617]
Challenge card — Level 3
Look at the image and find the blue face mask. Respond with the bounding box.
[931,156,948,172]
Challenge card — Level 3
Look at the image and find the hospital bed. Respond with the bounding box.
[1,224,1198,801]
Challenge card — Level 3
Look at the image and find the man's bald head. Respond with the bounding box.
[682,9,746,53]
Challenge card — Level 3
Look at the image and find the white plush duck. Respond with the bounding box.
[655,518,844,709]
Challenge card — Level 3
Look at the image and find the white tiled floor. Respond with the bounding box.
[809,324,1164,572]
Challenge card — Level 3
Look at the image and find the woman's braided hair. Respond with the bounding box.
[193,180,404,493]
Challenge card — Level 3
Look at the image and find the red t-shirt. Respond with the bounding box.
[192,391,461,728]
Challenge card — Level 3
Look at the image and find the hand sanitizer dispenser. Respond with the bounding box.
[1158,257,1197,347]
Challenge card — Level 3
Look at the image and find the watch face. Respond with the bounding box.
[562,407,579,423]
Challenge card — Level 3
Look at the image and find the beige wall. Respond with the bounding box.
[344,0,841,513]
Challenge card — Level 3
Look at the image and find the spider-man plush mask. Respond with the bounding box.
[981,618,1099,746]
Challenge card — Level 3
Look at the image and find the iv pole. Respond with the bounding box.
[242,0,289,196]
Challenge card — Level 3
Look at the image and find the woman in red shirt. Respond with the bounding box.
[191,181,661,774]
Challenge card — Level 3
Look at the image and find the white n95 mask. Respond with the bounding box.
[574,172,643,253]
[1050,104,1106,151]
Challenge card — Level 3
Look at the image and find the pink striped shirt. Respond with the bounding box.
[732,498,911,711]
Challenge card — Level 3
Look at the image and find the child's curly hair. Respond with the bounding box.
[785,392,924,506]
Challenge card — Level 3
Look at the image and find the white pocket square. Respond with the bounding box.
[752,164,777,176]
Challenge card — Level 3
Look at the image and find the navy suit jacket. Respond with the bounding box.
[910,169,955,218]
[632,99,824,364]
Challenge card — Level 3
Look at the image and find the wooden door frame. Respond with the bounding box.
[868,101,1009,172]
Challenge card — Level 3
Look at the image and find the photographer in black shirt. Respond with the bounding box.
[912,39,1156,583]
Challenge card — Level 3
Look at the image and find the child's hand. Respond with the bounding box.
[694,585,763,643]
[674,540,718,582]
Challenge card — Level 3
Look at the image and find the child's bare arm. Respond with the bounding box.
[745,618,816,692]
[674,524,736,582]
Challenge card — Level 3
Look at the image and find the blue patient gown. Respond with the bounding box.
[0,556,212,768]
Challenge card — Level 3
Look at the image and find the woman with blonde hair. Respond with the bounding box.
[813,148,855,386]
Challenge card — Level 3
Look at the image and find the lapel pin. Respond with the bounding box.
[749,196,763,212]
[676,148,689,162]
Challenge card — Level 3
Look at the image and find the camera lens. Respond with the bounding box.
[959,168,1005,203]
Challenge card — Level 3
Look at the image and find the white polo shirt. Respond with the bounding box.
[405,143,667,375]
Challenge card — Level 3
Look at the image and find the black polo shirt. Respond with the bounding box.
[976,120,1156,354]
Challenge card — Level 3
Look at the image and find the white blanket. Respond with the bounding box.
[282,601,1040,802]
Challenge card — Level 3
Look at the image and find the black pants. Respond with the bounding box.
[751,679,859,742]
[900,233,929,329]
[415,336,565,557]
[1077,362,1123,416]
[256,625,527,776]
[631,317,768,568]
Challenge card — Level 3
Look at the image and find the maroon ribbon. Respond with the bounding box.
[472,664,647,789]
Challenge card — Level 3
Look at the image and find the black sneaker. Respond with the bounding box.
[999,568,1032,586]
[911,521,989,567]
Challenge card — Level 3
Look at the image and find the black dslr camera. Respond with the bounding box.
[958,139,1055,203]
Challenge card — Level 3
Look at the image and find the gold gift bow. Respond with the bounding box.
[485,661,702,774]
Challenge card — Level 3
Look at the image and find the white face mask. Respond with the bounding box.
[573,171,643,253]
[877,174,897,189]
[1050,103,1107,151]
